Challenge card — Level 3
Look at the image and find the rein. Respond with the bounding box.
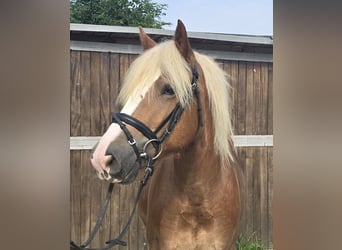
[70,158,154,250]
[70,66,202,250]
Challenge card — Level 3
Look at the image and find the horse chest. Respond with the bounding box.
[141,178,238,249]
[157,208,228,250]
[163,202,218,237]
[180,208,214,229]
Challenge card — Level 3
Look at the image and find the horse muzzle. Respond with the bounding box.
[104,142,141,184]
[90,136,142,184]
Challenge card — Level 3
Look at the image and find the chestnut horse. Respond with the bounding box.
[91,20,243,250]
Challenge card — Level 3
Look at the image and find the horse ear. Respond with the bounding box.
[174,20,195,64]
[139,27,157,51]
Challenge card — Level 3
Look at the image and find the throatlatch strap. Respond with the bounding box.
[190,66,203,128]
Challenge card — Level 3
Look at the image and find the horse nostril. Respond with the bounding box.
[103,171,109,178]
[109,168,124,179]
[104,154,123,179]
[104,154,114,166]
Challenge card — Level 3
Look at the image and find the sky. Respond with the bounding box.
[155,0,273,35]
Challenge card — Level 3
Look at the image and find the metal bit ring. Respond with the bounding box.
[142,139,162,160]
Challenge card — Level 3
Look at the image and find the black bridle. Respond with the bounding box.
[111,65,203,166]
[70,66,203,250]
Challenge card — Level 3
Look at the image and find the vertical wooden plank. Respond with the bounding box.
[109,53,121,113]
[237,62,247,135]
[223,61,232,117]
[246,62,255,135]
[90,52,101,136]
[267,147,273,249]
[253,62,261,135]
[80,150,91,244]
[70,50,81,136]
[119,54,130,85]
[267,63,273,249]
[128,182,139,250]
[78,51,92,244]
[99,181,111,246]
[222,61,233,131]
[110,181,121,245]
[130,54,139,62]
[237,147,247,235]
[119,184,130,250]
[258,147,268,246]
[80,51,91,136]
[229,61,239,134]
[236,61,247,235]
[70,150,81,244]
[252,63,262,240]
[267,64,273,135]
[138,217,148,250]
[100,52,111,134]
[253,147,261,240]
[70,51,82,245]
[259,62,270,245]
[245,62,255,235]
[88,150,103,248]
[245,147,254,236]
[260,63,269,135]
[226,60,248,241]
[217,60,225,72]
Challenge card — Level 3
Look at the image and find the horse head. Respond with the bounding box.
[90,20,204,184]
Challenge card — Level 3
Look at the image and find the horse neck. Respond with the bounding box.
[173,101,224,195]
[173,144,221,185]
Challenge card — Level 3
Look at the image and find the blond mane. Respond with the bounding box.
[118,40,233,162]
[194,52,233,162]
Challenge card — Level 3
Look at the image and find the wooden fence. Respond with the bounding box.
[70,25,273,250]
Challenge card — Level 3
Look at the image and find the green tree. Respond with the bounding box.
[70,0,171,28]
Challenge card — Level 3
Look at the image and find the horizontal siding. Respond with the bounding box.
[69,135,273,150]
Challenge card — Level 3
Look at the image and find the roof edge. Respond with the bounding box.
[70,23,273,45]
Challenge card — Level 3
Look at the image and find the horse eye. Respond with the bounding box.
[161,84,175,96]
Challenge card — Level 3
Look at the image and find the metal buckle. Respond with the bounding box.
[128,138,136,146]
